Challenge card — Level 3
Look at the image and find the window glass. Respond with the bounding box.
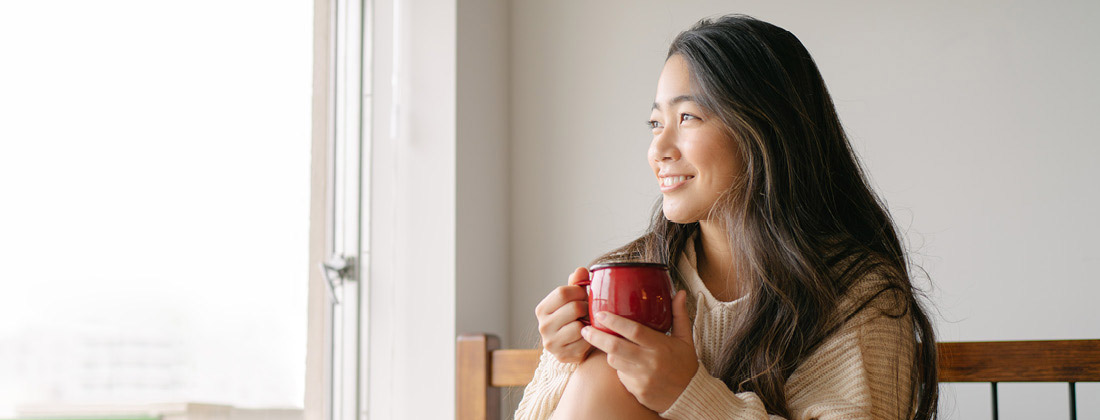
[0,0,311,414]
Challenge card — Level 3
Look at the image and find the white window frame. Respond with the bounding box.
[307,0,369,420]
[309,0,465,418]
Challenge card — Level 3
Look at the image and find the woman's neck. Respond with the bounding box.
[695,220,743,302]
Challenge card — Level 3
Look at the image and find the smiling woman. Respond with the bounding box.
[647,59,744,226]
[515,14,937,420]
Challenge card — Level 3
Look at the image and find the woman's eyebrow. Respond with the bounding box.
[652,95,698,111]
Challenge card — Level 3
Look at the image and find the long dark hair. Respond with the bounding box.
[595,15,937,419]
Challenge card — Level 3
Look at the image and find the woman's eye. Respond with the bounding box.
[647,120,662,129]
[680,113,699,123]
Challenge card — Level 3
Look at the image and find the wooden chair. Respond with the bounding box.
[938,340,1100,419]
[457,334,1100,420]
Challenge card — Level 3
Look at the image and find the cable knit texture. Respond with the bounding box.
[514,237,916,420]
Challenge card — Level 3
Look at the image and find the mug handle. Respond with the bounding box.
[575,275,592,326]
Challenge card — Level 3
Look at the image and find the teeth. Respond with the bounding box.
[662,176,688,186]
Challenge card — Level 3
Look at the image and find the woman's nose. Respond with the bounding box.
[648,130,680,162]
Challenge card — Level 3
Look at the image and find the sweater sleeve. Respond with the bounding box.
[513,348,580,420]
[658,303,915,420]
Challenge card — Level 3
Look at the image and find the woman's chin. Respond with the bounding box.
[662,207,700,224]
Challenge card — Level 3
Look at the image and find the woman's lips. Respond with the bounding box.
[659,175,694,192]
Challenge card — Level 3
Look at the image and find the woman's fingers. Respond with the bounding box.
[670,290,693,343]
[539,299,588,339]
[543,316,585,349]
[534,284,587,318]
[567,266,589,286]
[546,321,591,362]
[535,267,593,363]
[581,324,643,370]
[558,334,593,360]
[593,311,663,348]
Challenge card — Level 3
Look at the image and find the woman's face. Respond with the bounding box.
[647,55,742,224]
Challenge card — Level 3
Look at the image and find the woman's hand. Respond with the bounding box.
[535,267,594,364]
[580,289,697,413]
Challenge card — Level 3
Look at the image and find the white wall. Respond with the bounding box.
[457,0,511,347]
[505,1,1100,418]
[367,0,456,418]
[456,0,516,415]
[365,0,516,418]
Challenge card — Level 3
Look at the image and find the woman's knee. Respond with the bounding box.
[552,350,662,420]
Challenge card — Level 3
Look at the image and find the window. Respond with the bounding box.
[0,0,312,415]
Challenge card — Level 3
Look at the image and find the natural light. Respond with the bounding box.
[0,0,311,415]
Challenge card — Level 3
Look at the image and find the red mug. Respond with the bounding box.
[577,262,674,338]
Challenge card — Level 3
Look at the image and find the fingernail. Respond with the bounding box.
[595,312,607,322]
[581,326,590,336]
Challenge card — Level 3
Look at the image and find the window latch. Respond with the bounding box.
[319,255,356,305]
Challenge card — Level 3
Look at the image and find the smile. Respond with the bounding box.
[659,175,694,192]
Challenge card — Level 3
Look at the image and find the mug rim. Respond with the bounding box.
[589,262,669,271]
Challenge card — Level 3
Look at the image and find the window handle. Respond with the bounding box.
[319,255,356,305]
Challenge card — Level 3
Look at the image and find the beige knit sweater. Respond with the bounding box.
[514,238,916,420]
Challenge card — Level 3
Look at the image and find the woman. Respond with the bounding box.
[515,14,938,420]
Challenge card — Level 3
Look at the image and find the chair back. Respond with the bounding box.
[456,334,1100,420]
